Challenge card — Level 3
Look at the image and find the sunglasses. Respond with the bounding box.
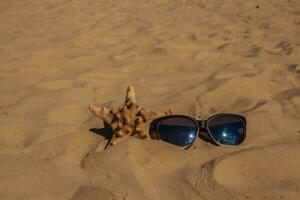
[153,113,246,148]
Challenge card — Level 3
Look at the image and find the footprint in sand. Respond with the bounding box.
[187,142,300,200]
[214,143,300,190]
[196,76,271,114]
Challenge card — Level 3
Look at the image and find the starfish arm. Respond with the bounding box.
[89,105,112,124]
[125,85,137,106]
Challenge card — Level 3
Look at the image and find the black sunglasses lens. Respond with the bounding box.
[207,115,245,145]
[157,117,197,147]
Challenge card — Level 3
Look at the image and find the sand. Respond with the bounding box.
[0,0,300,199]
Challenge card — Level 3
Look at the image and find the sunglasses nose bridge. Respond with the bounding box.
[197,120,206,129]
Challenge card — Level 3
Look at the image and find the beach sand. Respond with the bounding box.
[0,0,300,199]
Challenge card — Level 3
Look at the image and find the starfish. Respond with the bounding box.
[89,86,172,147]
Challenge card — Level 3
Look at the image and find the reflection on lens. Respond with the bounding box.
[157,117,197,147]
[207,115,245,145]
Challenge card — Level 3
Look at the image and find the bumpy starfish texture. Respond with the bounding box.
[89,86,172,146]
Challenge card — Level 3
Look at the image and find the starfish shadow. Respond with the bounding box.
[89,122,113,149]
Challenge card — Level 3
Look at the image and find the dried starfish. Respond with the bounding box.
[89,86,172,147]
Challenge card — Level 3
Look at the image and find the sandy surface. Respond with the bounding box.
[1,0,300,199]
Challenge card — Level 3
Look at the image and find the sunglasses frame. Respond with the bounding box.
[155,113,247,148]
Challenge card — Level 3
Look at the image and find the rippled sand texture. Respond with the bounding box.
[1,0,300,199]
